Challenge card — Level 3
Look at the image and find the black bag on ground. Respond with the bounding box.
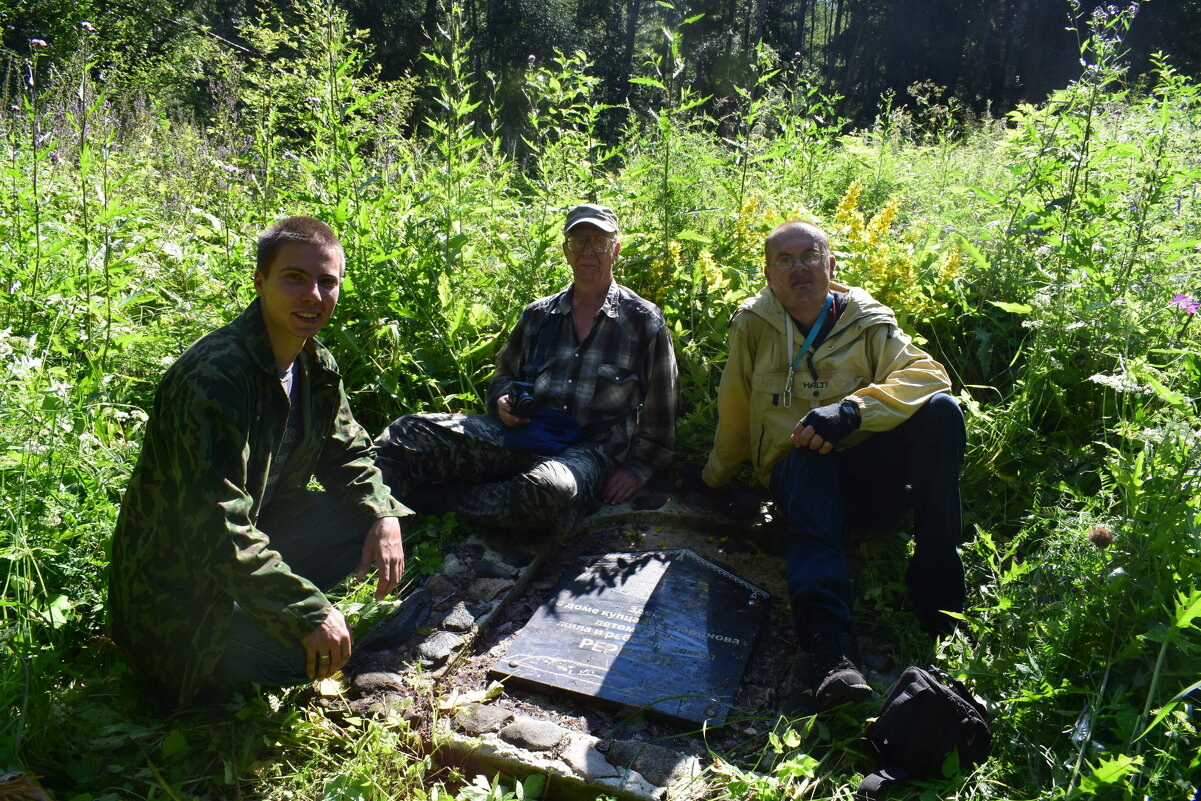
[857,665,991,801]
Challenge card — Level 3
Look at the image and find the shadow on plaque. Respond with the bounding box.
[490,549,769,726]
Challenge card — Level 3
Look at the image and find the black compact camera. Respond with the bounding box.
[510,380,540,417]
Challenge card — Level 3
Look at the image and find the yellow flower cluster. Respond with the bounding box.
[695,249,729,295]
[640,240,683,307]
[728,197,768,272]
[831,180,958,320]
[727,196,813,278]
[642,240,732,307]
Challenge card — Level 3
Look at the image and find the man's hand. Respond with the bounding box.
[791,400,860,454]
[497,394,531,428]
[301,608,352,680]
[358,516,404,601]
[602,467,643,505]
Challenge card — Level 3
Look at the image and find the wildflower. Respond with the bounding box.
[1170,293,1198,314]
[1088,371,1151,394]
[1087,526,1114,549]
[28,38,47,48]
[528,54,536,62]
[80,21,96,32]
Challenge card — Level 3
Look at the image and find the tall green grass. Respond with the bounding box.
[1,1,1198,798]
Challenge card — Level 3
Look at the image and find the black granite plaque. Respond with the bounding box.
[490,549,768,726]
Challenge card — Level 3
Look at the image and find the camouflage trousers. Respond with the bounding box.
[373,413,612,535]
[211,491,370,689]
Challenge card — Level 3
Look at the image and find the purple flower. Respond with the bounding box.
[28,38,47,48]
[81,21,96,32]
[1171,294,1199,314]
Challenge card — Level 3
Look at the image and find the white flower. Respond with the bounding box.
[1089,372,1152,394]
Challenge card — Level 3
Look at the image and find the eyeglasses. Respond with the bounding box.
[771,250,828,271]
[565,234,616,254]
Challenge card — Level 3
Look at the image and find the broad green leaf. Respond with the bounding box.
[988,300,1033,315]
[628,77,666,90]
[161,729,190,759]
[1173,588,1201,630]
[1083,753,1140,787]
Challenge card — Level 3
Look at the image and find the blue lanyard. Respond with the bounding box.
[783,294,833,409]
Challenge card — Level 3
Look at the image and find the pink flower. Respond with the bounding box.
[1171,294,1198,314]
[28,38,47,48]
[81,21,96,32]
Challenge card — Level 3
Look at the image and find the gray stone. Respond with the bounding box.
[458,704,513,735]
[499,718,566,751]
[473,559,518,579]
[460,541,486,559]
[351,671,405,696]
[468,577,514,602]
[417,631,463,666]
[594,771,658,799]
[441,553,471,577]
[425,574,460,606]
[347,697,387,718]
[441,603,476,632]
[561,734,621,779]
[606,740,697,787]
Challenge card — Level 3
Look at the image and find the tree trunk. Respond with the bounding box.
[619,0,643,102]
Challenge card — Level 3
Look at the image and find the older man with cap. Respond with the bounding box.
[374,204,678,534]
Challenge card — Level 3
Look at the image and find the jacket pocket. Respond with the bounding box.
[751,370,789,407]
[592,364,639,414]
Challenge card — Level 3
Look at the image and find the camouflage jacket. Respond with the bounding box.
[108,300,407,704]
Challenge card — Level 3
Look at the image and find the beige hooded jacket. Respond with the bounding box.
[702,281,952,488]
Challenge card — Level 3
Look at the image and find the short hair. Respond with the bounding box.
[256,216,345,275]
[764,220,830,265]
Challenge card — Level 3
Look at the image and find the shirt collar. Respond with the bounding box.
[232,298,337,380]
[553,281,621,318]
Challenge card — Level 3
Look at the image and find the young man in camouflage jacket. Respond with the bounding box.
[109,217,410,706]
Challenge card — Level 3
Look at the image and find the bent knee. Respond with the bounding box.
[921,393,965,430]
[521,460,583,508]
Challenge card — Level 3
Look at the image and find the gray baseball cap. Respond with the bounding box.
[564,204,619,233]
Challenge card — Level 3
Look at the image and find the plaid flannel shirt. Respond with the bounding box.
[486,281,679,484]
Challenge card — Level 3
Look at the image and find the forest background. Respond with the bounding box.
[1,0,1199,799]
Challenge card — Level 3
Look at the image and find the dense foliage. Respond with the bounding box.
[1,1,1198,799]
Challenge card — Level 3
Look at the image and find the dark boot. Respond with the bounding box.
[917,608,959,637]
[809,630,872,711]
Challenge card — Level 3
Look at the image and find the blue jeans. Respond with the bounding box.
[210,492,369,687]
[769,394,966,638]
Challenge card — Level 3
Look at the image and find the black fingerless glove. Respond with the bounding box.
[800,399,861,446]
[676,463,713,495]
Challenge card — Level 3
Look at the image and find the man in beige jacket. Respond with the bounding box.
[682,221,965,711]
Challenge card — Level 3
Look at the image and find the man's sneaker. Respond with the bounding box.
[810,631,873,711]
